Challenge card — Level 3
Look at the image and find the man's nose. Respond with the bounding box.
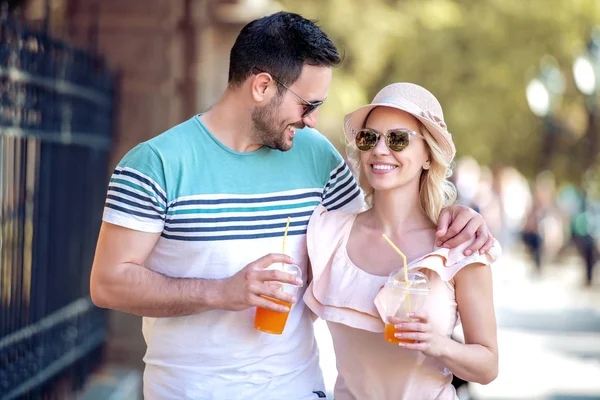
[302,108,319,129]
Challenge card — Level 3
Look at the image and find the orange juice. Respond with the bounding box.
[385,323,416,344]
[254,297,292,335]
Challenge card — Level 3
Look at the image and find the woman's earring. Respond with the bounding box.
[423,161,430,170]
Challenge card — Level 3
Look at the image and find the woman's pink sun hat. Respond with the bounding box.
[343,82,456,163]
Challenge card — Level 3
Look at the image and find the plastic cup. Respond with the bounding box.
[378,270,430,344]
[254,264,302,335]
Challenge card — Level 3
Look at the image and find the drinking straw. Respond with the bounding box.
[381,234,412,315]
[280,217,292,289]
[282,216,291,255]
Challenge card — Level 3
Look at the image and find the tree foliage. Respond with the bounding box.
[280,0,600,182]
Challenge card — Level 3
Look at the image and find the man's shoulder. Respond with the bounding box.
[296,127,333,146]
[133,117,205,170]
[145,117,199,151]
[295,128,343,157]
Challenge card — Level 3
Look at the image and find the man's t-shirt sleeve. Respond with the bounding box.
[102,142,168,233]
[321,144,363,212]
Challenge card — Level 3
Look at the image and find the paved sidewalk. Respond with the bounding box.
[469,249,600,400]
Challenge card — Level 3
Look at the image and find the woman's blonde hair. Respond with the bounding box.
[346,123,457,224]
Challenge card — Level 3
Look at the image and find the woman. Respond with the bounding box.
[304,83,500,399]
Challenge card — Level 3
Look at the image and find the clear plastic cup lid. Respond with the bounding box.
[284,264,302,281]
[265,263,303,283]
[385,270,429,292]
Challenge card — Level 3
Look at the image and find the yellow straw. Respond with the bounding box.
[280,217,292,290]
[282,216,291,255]
[381,234,412,316]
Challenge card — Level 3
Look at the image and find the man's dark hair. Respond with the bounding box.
[228,12,340,90]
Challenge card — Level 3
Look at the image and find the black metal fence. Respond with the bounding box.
[0,11,114,400]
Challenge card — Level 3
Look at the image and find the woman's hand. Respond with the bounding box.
[388,312,448,358]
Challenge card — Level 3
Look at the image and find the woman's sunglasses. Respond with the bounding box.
[354,128,423,152]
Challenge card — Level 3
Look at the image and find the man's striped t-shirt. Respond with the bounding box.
[102,116,363,400]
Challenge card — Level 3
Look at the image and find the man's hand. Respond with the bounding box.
[219,253,302,313]
[436,204,495,255]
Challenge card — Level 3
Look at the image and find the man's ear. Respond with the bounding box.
[251,72,273,103]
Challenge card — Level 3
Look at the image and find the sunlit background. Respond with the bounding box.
[1,0,600,399]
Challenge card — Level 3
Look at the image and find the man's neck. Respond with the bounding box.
[199,91,263,153]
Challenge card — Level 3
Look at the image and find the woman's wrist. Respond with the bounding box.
[430,335,455,360]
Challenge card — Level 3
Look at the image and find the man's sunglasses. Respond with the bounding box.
[252,67,325,118]
[354,128,423,152]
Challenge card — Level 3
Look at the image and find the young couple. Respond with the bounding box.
[91,11,498,399]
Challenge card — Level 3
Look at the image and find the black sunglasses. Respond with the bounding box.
[252,67,325,118]
[354,128,423,152]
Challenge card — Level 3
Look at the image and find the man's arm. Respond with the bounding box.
[90,222,302,317]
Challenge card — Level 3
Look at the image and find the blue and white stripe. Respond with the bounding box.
[105,166,167,220]
[322,161,361,211]
[163,189,321,241]
[104,162,361,242]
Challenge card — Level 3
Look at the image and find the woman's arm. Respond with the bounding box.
[389,263,498,384]
[437,263,498,384]
[305,260,319,322]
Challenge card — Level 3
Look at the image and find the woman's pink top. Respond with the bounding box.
[304,205,500,400]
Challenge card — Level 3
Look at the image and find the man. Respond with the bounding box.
[90,11,494,399]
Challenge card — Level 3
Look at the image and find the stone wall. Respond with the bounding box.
[20,0,280,370]
[65,0,187,168]
[64,0,277,369]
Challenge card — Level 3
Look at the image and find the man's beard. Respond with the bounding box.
[251,96,296,151]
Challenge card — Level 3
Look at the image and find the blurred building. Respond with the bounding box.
[72,0,273,370]
[24,0,279,165]
[61,0,279,371]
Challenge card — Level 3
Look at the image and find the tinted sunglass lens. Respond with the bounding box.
[302,106,316,118]
[387,130,410,151]
[355,130,378,151]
